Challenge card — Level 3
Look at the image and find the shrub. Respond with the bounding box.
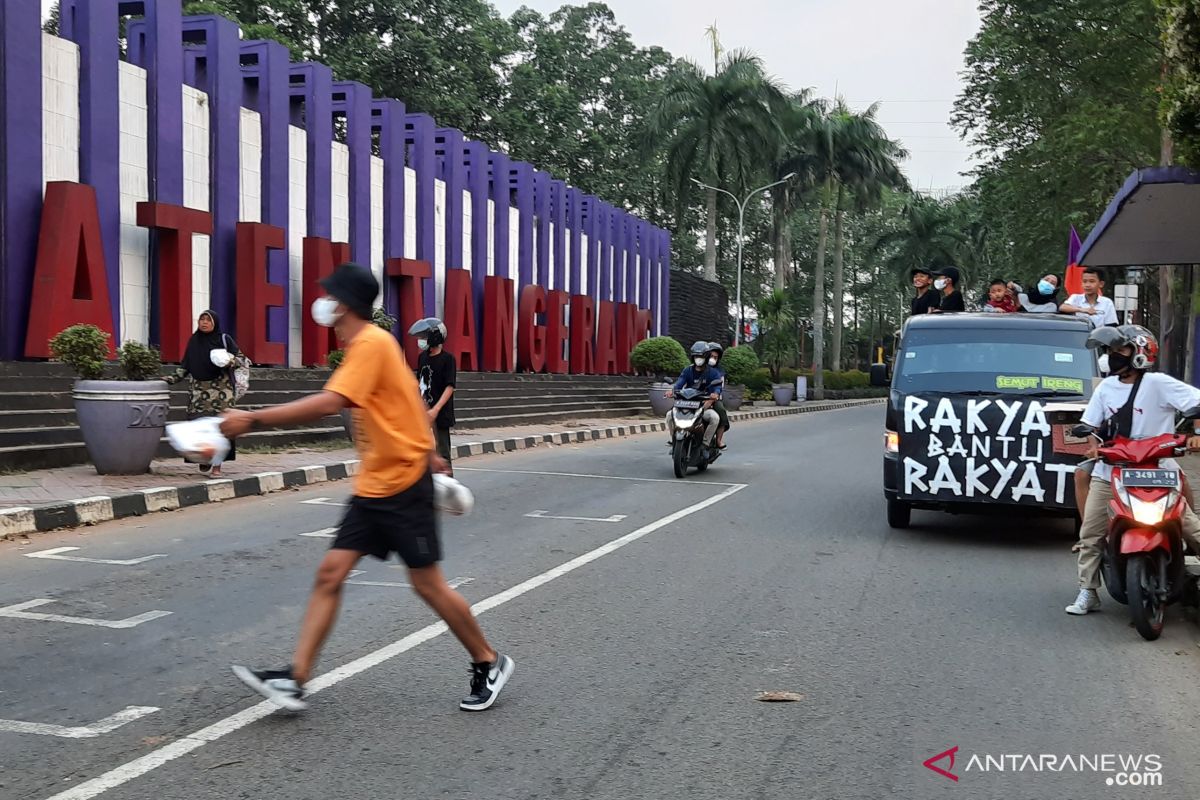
[117,340,163,381]
[745,367,773,395]
[780,367,802,384]
[49,324,110,380]
[722,345,760,386]
[327,349,345,370]
[630,336,688,378]
[372,307,398,332]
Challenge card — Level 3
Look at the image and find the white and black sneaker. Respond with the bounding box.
[231,665,307,711]
[459,654,515,711]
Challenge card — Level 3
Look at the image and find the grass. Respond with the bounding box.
[237,438,354,455]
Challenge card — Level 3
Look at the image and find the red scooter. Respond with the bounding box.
[1075,426,1191,640]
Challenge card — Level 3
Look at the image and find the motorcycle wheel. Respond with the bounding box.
[1126,554,1165,641]
[672,440,688,479]
[1102,554,1128,605]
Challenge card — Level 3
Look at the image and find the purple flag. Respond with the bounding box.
[1068,226,1082,265]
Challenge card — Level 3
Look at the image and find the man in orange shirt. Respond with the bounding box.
[221,263,514,712]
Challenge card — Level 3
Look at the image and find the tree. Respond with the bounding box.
[646,50,784,281]
[871,194,968,286]
[1159,0,1200,167]
[764,92,822,292]
[757,289,796,382]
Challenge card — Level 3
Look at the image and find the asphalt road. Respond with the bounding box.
[2,405,1199,800]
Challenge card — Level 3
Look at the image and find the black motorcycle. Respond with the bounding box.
[670,388,719,478]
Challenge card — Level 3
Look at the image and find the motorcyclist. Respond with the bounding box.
[664,341,723,460]
[1067,324,1200,615]
[707,341,730,450]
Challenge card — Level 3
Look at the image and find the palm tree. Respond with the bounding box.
[871,194,968,280]
[757,289,797,382]
[765,92,822,292]
[645,51,784,281]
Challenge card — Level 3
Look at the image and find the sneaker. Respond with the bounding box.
[460,654,515,712]
[1065,588,1101,615]
[231,665,307,711]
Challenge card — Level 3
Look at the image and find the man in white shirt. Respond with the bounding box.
[1059,267,1118,327]
[1067,325,1200,615]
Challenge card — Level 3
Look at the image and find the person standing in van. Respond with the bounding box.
[930,266,965,313]
[910,267,940,316]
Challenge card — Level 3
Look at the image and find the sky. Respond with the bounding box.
[41,0,981,192]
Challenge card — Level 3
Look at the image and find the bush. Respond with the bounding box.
[780,367,802,384]
[117,340,163,381]
[800,369,871,390]
[49,324,110,380]
[372,307,397,332]
[745,367,773,395]
[722,345,760,386]
[630,336,688,378]
[327,349,345,370]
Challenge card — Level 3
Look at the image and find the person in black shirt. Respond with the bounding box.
[910,267,940,316]
[409,317,457,475]
[930,266,966,313]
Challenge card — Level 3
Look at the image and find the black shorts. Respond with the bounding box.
[332,471,440,568]
[435,427,453,463]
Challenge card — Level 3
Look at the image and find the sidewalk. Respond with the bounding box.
[0,398,882,537]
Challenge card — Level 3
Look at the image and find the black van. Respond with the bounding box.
[881,313,1099,529]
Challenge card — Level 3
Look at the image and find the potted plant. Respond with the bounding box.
[758,290,798,406]
[720,345,759,412]
[50,325,169,475]
[630,336,689,416]
[330,307,397,437]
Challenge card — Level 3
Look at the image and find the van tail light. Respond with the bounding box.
[885,431,899,453]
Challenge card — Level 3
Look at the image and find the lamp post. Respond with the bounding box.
[692,173,796,346]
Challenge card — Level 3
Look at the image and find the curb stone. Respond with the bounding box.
[0,399,882,537]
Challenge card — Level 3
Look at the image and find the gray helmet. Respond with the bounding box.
[690,341,711,358]
[408,317,447,347]
[707,341,724,356]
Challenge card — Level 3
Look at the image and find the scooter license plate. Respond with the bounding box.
[675,400,701,409]
[1121,469,1178,488]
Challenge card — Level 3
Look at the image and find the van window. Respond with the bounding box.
[895,327,1096,398]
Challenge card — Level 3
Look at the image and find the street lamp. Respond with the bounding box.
[692,173,797,346]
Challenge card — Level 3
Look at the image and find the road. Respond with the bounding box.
[1,405,1198,800]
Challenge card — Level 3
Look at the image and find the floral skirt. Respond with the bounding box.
[185,375,236,463]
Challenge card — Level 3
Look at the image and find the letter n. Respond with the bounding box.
[482,276,514,372]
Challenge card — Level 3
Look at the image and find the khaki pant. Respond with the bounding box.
[666,408,719,446]
[1077,476,1200,588]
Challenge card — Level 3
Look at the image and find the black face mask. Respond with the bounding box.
[1108,352,1134,374]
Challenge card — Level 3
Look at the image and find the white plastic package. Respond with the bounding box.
[433,473,474,516]
[209,348,234,368]
[166,417,231,466]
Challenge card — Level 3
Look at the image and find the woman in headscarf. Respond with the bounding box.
[166,310,239,476]
[1009,274,1061,313]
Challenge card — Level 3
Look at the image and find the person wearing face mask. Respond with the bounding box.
[166,310,240,477]
[1009,274,1061,313]
[909,267,940,316]
[929,266,965,312]
[706,341,730,450]
[221,263,514,713]
[664,341,723,459]
[1066,325,1200,615]
[409,318,456,475]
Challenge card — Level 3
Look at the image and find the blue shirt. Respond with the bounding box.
[673,365,724,396]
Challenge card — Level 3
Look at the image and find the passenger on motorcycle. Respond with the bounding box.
[707,341,730,450]
[1067,324,1200,616]
[664,341,724,459]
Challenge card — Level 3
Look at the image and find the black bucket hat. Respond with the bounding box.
[319,262,378,321]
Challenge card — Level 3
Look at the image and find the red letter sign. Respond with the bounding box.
[386,257,432,367]
[545,290,569,374]
[235,222,286,365]
[301,237,350,367]
[482,276,515,372]
[137,202,214,361]
[595,300,618,376]
[569,295,596,375]
[517,285,547,373]
[25,182,116,358]
[443,270,479,371]
[615,302,638,374]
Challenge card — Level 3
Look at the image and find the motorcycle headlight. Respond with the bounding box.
[885,431,899,453]
[1130,496,1168,526]
[676,415,696,429]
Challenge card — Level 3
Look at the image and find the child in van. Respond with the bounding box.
[982,279,1017,313]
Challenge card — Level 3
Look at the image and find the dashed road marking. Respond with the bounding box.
[0,599,171,629]
[24,547,167,566]
[0,706,159,739]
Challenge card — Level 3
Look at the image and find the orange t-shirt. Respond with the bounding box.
[325,324,433,497]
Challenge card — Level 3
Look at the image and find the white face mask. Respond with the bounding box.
[934,278,948,291]
[694,357,706,368]
[417,339,430,351]
[708,357,718,367]
[1097,353,1110,375]
[311,297,343,328]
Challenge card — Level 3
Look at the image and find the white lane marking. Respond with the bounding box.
[24,547,167,566]
[0,706,158,739]
[456,466,739,487]
[299,497,348,507]
[345,572,474,590]
[42,482,745,800]
[0,600,172,629]
[525,510,628,523]
[298,528,337,538]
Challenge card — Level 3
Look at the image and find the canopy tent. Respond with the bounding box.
[1077,167,1200,267]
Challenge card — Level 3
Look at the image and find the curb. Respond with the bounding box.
[1,398,882,537]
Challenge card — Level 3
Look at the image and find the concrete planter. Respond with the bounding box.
[772,384,795,406]
[72,380,170,475]
[649,383,675,417]
[723,384,744,411]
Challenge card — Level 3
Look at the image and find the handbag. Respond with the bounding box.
[222,334,251,402]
